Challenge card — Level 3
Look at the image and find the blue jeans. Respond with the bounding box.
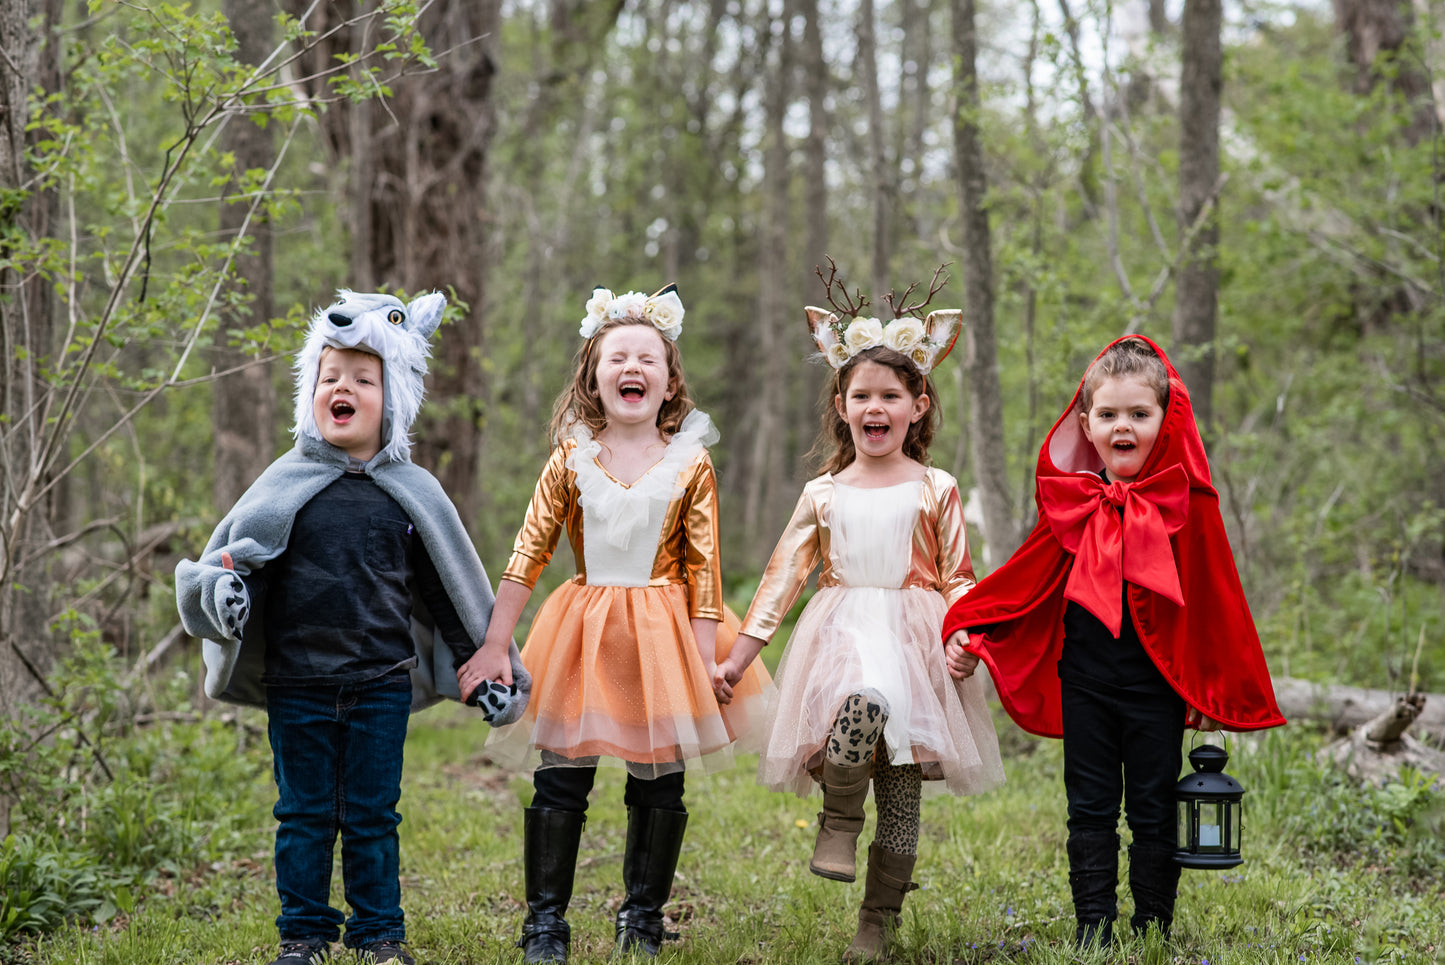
[267,674,411,947]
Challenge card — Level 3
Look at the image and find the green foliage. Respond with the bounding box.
[0,635,269,944]
[0,836,105,943]
[1252,731,1444,884]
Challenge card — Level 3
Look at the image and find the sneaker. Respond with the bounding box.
[267,940,330,965]
[358,941,415,965]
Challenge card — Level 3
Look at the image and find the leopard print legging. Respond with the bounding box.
[824,694,923,855]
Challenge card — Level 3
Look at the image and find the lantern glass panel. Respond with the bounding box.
[1199,802,1224,850]
[1177,803,1189,849]
[1229,803,1241,851]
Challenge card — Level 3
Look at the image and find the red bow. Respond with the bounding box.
[1038,465,1191,637]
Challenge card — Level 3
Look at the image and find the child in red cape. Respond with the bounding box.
[941,334,1284,947]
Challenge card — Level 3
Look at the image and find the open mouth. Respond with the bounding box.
[864,423,889,440]
[330,400,355,422]
[619,381,646,401]
[1112,440,1135,451]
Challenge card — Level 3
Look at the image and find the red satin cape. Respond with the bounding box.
[941,335,1285,738]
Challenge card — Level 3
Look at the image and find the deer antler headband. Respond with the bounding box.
[579,283,685,341]
[805,257,961,374]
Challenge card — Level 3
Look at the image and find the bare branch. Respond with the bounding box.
[1124,172,1230,334]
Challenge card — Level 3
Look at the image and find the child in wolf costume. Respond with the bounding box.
[176,290,529,965]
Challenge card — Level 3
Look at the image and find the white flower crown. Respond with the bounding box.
[806,309,962,374]
[806,260,961,374]
[579,284,685,341]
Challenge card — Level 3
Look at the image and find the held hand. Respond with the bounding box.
[944,631,980,680]
[713,656,743,705]
[1185,706,1223,732]
[457,638,513,702]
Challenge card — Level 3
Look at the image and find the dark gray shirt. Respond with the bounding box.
[260,471,470,686]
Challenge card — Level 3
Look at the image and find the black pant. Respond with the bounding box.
[1060,674,1184,848]
[532,763,685,814]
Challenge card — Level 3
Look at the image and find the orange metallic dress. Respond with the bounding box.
[740,469,1004,797]
[485,412,772,777]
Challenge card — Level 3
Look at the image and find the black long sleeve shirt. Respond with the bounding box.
[259,471,470,686]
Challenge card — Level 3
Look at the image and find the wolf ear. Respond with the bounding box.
[406,291,447,339]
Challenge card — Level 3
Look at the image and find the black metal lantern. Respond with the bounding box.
[1174,741,1244,869]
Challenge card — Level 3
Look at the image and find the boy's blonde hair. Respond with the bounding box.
[1079,336,1170,412]
[548,318,696,443]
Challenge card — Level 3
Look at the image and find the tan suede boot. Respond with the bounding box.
[809,760,873,881]
[842,845,917,963]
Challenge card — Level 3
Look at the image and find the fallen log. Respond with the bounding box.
[1273,676,1445,737]
[1319,693,1445,782]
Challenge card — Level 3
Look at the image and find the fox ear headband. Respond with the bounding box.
[805,257,961,375]
[579,283,685,342]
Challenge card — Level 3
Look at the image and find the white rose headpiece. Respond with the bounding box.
[805,258,961,374]
[579,283,685,341]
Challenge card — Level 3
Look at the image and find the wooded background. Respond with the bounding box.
[1,0,1441,722]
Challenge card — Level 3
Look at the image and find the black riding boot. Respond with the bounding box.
[1066,831,1119,948]
[518,807,585,964]
[1128,842,1181,939]
[614,807,688,958]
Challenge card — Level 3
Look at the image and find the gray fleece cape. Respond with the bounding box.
[174,289,529,720]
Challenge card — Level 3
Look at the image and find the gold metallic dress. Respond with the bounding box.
[485,411,772,777]
[740,469,1004,797]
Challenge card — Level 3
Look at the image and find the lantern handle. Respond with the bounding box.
[1188,729,1228,754]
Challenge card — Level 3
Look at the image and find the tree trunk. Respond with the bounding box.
[1320,691,1445,781]
[0,0,61,716]
[1273,676,1445,735]
[796,0,829,488]
[951,0,1020,565]
[858,0,893,300]
[1333,0,1434,144]
[1148,0,1170,34]
[899,0,931,208]
[743,1,795,554]
[1171,0,1222,430]
[212,0,277,514]
[283,0,505,531]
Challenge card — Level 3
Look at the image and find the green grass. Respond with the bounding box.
[9,701,1445,965]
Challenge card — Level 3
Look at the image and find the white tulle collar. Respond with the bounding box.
[565,409,718,550]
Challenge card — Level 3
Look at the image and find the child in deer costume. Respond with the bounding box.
[716,264,1005,962]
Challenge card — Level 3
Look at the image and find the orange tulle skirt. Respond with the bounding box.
[485,579,773,777]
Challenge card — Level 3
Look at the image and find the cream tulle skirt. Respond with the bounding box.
[485,579,773,778]
[759,584,1004,798]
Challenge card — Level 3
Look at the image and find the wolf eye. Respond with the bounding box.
[387,310,404,325]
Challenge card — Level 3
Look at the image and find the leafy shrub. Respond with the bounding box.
[0,634,269,946]
[1251,730,1445,881]
[0,835,104,942]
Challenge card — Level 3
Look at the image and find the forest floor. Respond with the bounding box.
[11,699,1444,965]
